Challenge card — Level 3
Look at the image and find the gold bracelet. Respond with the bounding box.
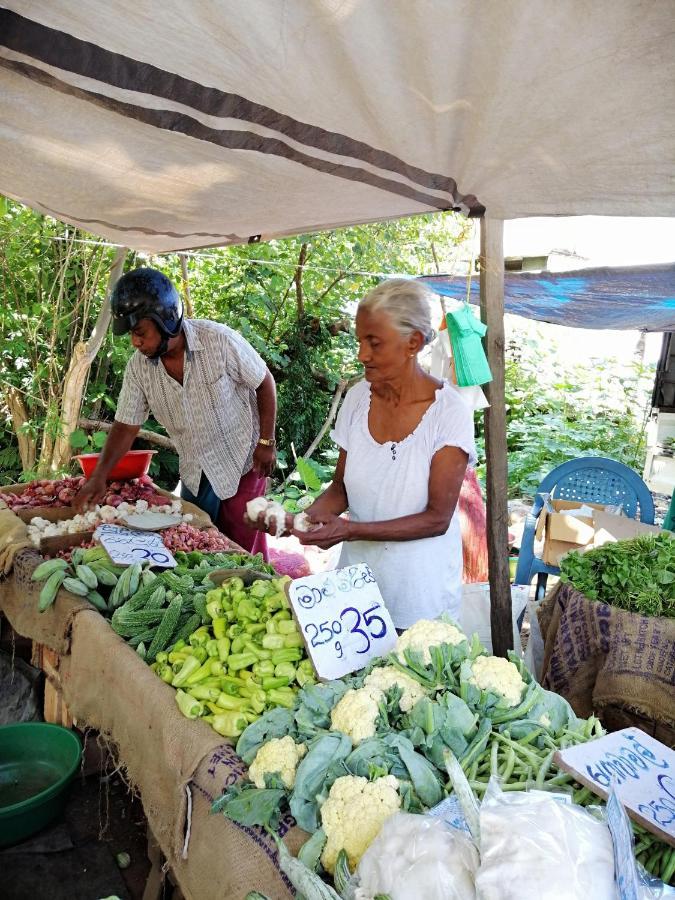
[257,438,275,447]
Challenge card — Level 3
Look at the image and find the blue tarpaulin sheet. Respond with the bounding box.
[418,263,675,331]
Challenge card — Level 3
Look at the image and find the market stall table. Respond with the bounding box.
[0,547,304,899]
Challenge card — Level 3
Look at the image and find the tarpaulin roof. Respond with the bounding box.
[419,264,675,331]
[0,1,674,254]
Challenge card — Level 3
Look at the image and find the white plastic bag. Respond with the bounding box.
[475,781,617,900]
[355,811,478,900]
[522,599,545,680]
[461,584,529,655]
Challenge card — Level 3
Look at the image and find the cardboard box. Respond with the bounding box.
[592,509,664,547]
[535,498,609,567]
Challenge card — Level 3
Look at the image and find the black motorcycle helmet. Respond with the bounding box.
[110,267,184,338]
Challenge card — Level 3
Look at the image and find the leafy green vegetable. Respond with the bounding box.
[559,533,675,617]
[236,706,295,765]
[294,681,350,741]
[403,692,477,768]
[214,785,286,829]
[383,734,443,807]
[267,829,342,900]
[290,732,352,832]
[298,827,327,873]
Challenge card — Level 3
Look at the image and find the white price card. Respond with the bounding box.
[286,563,396,680]
[95,524,177,569]
[555,727,675,847]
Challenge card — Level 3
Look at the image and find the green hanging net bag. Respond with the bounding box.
[445,305,492,386]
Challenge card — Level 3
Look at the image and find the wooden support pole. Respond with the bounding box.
[179,254,194,317]
[479,218,512,656]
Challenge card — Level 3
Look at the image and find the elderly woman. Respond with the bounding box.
[259,280,476,627]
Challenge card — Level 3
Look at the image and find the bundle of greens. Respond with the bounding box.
[172,549,276,577]
[559,533,675,617]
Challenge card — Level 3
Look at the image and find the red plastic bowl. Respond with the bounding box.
[73,450,156,480]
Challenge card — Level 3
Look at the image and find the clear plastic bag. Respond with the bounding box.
[475,780,617,900]
[354,811,479,900]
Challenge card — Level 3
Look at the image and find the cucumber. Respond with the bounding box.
[89,564,118,587]
[62,577,90,597]
[86,590,108,612]
[38,570,66,612]
[31,558,68,582]
[70,547,85,567]
[75,565,98,590]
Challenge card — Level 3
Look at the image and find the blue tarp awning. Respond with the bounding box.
[419,263,675,331]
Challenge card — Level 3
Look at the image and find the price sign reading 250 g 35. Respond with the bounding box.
[286,563,396,680]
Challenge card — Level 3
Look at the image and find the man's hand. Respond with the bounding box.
[73,474,107,513]
[252,443,276,478]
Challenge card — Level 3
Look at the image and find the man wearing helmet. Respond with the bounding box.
[74,267,277,557]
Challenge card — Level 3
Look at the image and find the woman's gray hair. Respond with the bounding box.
[359,278,437,346]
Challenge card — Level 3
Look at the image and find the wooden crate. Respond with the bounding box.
[31,642,74,728]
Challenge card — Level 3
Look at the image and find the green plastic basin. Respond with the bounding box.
[0,722,82,847]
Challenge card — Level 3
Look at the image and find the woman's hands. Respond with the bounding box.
[243,505,351,548]
[293,512,351,549]
[243,507,294,537]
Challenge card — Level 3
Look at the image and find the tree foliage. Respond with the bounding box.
[474,331,652,498]
[0,200,651,499]
[0,201,470,486]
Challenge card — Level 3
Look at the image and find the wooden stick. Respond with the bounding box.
[179,254,194,317]
[279,375,361,487]
[78,417,176,451]
[479,218,512,656]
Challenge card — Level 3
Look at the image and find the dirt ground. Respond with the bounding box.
[2,735,151,900]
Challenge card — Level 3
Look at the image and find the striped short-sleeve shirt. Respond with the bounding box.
[115,318,267,500]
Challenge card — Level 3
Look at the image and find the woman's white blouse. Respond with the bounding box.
[330,379,477,628]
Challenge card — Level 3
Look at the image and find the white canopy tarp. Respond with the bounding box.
[0,0,674,253]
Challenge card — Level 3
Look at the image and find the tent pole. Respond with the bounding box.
[479,218,512,655]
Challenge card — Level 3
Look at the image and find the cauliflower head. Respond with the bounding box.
[320,775,401,874]
[248,736,306,790]
[330,686,384,745]
[395,619,466,665]
[363,666,428,713]
[470,655,525,707]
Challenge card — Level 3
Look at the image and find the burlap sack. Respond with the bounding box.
[62,613,306,898]
[59,611,224,863]
[174,744,309,900]
[540,583,675,746]
[0,548,92,655]
[0,503,32,575]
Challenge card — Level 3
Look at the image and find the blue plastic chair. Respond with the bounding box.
[514,457,655,602]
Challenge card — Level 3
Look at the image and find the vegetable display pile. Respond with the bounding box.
[159,524,236,553]
[0,476,85,510]
[0,475,167,512]
[213,617,674,893]
[31,546,125,613]
[560,533,675,617]
[31,544,272,631]
[27,497,192,545]
[149,574,316,738]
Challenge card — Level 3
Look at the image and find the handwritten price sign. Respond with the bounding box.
[555,727,675,846]
[286,563,396,680]
[95,524,177,569]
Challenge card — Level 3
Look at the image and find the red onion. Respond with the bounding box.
[0,475,165,511]
[160,525,234,553]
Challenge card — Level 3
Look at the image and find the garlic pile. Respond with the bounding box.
[28,498,193,546]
